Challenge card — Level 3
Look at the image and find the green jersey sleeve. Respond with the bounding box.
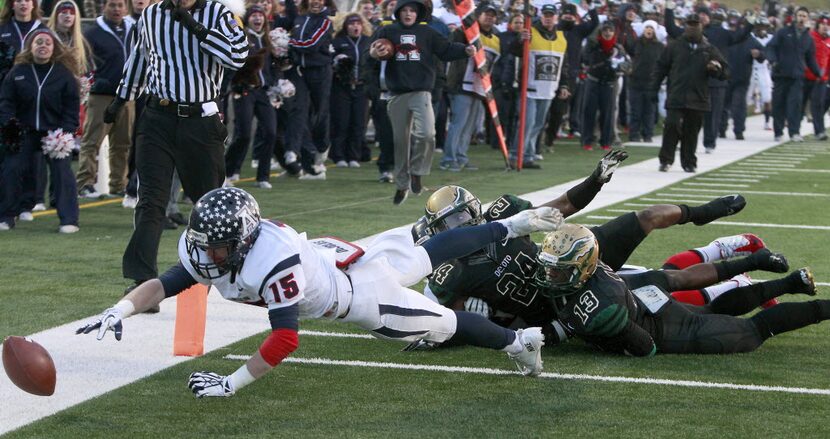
[483,195,533,222]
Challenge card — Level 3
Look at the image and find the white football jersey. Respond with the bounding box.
[178,220,351,318]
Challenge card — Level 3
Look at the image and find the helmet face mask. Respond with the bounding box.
[423,186,484,238]
[185,187,262,280]
[534,224,600,296]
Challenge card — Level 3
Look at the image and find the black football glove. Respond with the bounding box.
[103,98,127,124]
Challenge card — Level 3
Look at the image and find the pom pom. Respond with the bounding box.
[269,28,290,57]
[265,79,297,109]
[41,128,76,159]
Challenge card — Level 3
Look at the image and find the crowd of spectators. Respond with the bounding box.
[0,0,828,232]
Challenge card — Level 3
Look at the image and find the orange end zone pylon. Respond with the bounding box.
[173,284,209,356]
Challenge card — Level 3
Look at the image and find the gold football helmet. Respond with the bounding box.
[423,185,484,236]
[535,224,600,293]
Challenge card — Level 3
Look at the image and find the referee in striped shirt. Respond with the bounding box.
[105,0,248,296]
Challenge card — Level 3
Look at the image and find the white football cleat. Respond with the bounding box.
[254,181,273,189]
[250,159,259,169]
[335,160,348,168]
[18,211,34,221]
[497,206,563,238]
[32,203,46,212]
[713,233,765,259]
[508,327,545,377]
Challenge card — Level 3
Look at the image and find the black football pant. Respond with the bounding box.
[125,95,147,199]
[122,105,226,282]
[659,108,703,169]
[225,88,277,182]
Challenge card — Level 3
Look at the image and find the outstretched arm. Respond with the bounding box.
[541,150,629,216]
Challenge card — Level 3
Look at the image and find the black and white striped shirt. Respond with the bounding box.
[117,0,248,104]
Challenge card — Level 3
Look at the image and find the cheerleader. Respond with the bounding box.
[329,12,371,168]
[0,29,80,232]
[224,5,279,189]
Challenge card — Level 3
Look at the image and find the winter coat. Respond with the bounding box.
[0,62,80,132]
[628,36,663,90]
[653,34,729,112]
[85,17,133,95]
[766,24,822,80]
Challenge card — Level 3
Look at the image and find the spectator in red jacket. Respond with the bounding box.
[804,16,830,140]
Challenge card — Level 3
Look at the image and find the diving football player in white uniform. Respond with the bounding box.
[77,187,564,397]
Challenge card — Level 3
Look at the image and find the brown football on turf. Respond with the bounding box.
[2,336,56,396]
[373,38,395,60]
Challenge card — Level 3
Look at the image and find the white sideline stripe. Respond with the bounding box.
[682,182,751,188]
[744,159,803,164]
[695,178,760,183]
[753,156,806,161]
[667,188,830,197]
[0,114,803,435]
[587,216,830,231]
[222,355,830,396]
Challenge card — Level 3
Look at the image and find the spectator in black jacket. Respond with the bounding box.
[627,21,662,143]
[284,0,334,179]
[330,12,371,168]
[224,5,279,188]
[370,0,474,205]
[653,14,728,173]
[493,13,522,145]
[76,0,133,198]
[0,29,80,232]
[766,6,823,142]
[543,1,598,145]
[664,4,753,153]
[726,34,765,140]
[0,0,46,79]
[580,22,628,151]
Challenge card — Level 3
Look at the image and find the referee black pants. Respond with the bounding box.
[122,106,226,282]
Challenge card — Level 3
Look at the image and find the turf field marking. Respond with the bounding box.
[743,168,830,173]
[759,153,814,158]
[719,170,779,175]
[587,216,830,231]
[736,163,796,168]
[667,188,830,197]
[655,192,721,198]
[299,330,375,339]
[681,182,751,188]
[708,174,770,179]
[742,161,801,166]
[695,177,761,183]
[640,197,724,204]
[222,355,830,396]
[623,203,657,208]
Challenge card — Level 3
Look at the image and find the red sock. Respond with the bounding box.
[662,250,704,270]
[671,290,707,306]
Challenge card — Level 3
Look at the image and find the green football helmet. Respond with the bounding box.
[534,224,600,294]
[422,185,484,236]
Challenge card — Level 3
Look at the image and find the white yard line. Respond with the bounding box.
[695,178,760,183]
[0,114,810,435]
[681,182,751,188]
[666,188,830,197]
[223,355,830,397]
[737,162,796,168]
[708,174,769,179]
[586,216,830,231]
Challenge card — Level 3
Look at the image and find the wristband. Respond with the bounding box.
[114,299,136,319]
